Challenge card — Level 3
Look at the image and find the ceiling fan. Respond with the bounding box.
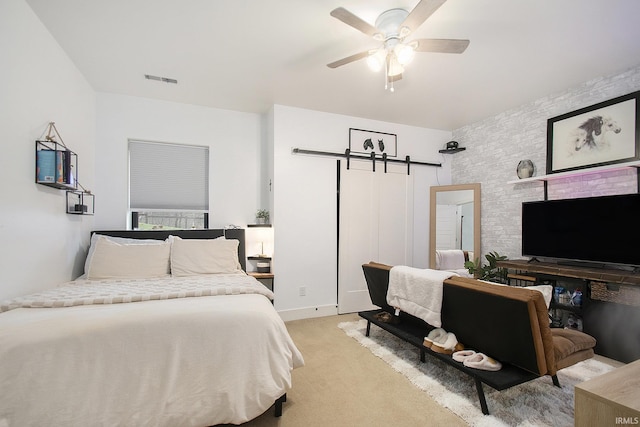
[327,0,469,91]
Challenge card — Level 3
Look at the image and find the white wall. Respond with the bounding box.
[95,93,264,230]
[0,0,96,301]
[271,105,451,320]
[452,66,640,260]
[94,99,452,320]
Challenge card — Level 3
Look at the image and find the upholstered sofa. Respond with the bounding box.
[361,262,597,413]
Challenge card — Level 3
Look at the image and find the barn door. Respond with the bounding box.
[338,161,413,314]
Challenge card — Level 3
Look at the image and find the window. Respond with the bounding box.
[129,140,209,230]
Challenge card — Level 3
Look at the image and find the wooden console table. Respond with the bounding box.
[497,260,640,363]
[575,359,640,427]
[497,260,640,287]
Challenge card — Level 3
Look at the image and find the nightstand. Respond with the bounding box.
[248,272,274,291]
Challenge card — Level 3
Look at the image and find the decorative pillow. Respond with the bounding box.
[84,234,167,274]
[86,236,171,279]
[170,235,241,276]
[481,280,553,308]
[525,284,553,309]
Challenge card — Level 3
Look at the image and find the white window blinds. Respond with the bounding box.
[129,140,209,211]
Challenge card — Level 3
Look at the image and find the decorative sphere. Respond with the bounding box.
[517,160,535,179]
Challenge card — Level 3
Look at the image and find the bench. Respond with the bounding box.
[361,262,597,415]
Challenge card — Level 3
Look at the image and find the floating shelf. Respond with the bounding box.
[66,190,94,215]
[247,223,272,228]
[438,147,466,154]
[507,160,640,184]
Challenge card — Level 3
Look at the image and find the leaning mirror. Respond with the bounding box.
[429,183,481,269]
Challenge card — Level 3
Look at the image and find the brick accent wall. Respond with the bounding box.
[451,66,640,261]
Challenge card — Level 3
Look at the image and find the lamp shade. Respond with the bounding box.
[387,54,404,77]
[366,49,386,72]
[394,43,415,66]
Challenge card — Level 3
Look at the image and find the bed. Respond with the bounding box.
[0,228,304,426]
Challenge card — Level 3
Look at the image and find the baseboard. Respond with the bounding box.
[277,304,338,322]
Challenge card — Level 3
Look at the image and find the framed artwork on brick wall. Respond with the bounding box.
[546,91,640,174]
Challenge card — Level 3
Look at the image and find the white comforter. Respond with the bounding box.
[0,275,304,427]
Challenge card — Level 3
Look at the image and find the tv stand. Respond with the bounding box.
[556,260,606,270]
[498,260,640,286]
[497,259,640,363]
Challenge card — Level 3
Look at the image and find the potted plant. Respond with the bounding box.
[255,209,270,224]
[464,251,508,283]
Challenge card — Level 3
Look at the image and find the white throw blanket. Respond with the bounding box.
[387,266,458,327]
[0,273,273,312]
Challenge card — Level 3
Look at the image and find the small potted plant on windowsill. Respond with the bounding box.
[255,209,270,225]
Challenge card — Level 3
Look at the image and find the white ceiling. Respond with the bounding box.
[25,0,640,130]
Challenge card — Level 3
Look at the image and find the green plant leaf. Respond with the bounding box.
[466,252,508,283]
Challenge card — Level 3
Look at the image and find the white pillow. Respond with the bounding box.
[170,235,241,276]
[84,234,167,274]
[525,284,553,309]
[86,236,171,279]
[480,280,553,309]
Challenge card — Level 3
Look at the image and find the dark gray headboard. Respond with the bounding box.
[91,228,246,271]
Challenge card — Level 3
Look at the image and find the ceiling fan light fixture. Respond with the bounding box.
[366,49,386,72]
[394,43,415,66]
[328,0,470,92]
[387,54,404,77]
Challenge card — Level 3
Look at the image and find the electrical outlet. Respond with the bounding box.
[299,286,306,296]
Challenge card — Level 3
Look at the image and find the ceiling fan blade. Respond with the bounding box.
[330,7,379,37]
[327,51,370,69]
[388,73,403,82]
[401,0,447,34]
[413,38,470,54]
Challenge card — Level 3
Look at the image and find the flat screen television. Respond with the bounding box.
[521,193,640,268]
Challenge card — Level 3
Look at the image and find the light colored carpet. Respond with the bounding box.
[339,319,619,427]
[235,313,467,427]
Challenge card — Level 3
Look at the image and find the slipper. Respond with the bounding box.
[423,328,446,348]
[452,350,476,362]
[374,312,390,322]
[463,352,502,371]
[431,332,464,355]
[374,312,400,324]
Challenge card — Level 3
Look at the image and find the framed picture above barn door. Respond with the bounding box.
[349,128,397,157]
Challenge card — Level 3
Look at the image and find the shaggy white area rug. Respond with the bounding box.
[339,319,616,427]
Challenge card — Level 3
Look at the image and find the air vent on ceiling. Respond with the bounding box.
[144,74,178,84]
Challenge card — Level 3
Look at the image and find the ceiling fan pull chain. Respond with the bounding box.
[384,60,389,91]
